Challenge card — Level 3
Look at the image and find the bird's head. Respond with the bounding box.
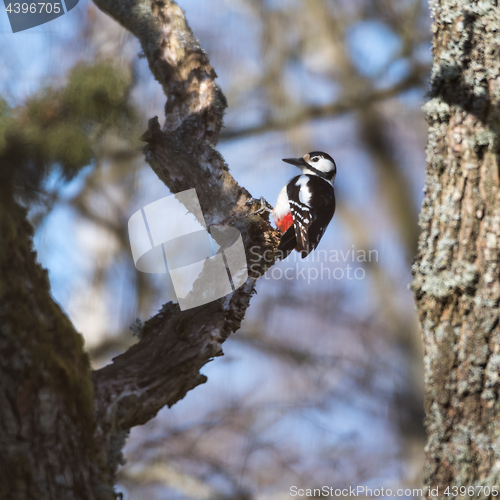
[282,151,337,183]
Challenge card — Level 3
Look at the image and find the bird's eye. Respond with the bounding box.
[312,157,319,162]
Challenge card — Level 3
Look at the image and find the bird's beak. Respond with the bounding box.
[282,157,308,168]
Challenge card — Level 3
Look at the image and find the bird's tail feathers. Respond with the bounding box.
[276,226,296,260]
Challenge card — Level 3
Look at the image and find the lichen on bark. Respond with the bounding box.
[412,0,500,494]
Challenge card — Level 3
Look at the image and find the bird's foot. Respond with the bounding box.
[246,196,273,216]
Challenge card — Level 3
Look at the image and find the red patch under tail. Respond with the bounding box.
[275,213,294,233]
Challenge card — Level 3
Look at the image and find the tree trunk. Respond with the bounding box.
[412,0,500,494]
[0,199,104,499]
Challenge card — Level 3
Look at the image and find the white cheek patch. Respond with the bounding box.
[295,176,312,205]
[314,158,335,173]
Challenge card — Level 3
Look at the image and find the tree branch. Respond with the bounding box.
[90,0,280,479]
[220,67,427,141]
[93,0,224,143]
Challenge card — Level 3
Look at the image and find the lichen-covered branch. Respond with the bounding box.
[412,0,500,493]
[92,0,224,144]
[90,0,280,486]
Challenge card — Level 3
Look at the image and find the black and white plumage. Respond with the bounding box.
[272,151,336,259]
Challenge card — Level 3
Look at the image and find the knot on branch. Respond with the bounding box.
[141,116,164,143]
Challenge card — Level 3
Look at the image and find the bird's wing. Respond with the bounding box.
[287,179,314,254]
[287,175,336,257]
[300,219,329,257]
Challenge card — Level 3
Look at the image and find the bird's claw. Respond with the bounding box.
[246,196,272,216]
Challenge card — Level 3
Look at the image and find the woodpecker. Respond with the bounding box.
[272,151,336,258]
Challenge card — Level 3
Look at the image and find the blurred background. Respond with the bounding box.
[0,0,431,498]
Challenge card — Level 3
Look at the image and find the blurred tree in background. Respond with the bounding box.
[0,0,437,498]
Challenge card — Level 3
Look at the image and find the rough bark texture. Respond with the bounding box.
[0,200,103,500]
[90,0,280,489]
[412,0,500,495]
[0,1,279,498]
